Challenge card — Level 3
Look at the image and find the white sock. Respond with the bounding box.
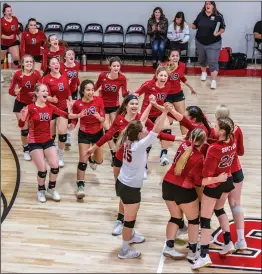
[237,229,245,241]
[122,241,130,252]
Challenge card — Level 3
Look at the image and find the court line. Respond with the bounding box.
[156,240,166,273]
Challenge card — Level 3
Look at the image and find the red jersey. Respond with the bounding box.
[160,61,187,94]
[42,73,71,110]
[20,29,46,57]
[164,140,204,188]
[231,125,244,173]
[60,62,80,94]
[94,72,128,108]
[18,102,68,143]
[9,70,41,105]
[202,137,236,188]
[1,16,20,46]
[136,79,170,118]
[41,45,66,71]
[71,97,105,134]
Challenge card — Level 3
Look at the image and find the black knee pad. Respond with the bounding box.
[214,208,226,217]
[113,132,119,139]
[13,60,19,66]
[50,167,59,174]
[78,162,87,171]
[38,170,47,178]
[200,217,211,229]
[146,146,152,154]
[1,60,4,64]
[124,220,136,228]
[162,129,172,134]
[58,134,67,143]
[169,217,183,227]
[21,129,29,137]
[188,216,200,225]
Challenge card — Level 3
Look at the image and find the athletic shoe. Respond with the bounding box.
[191,254,212,270]
[200,72,207,81]
[24,151,31,161]
[129,231,145,244]
[176,224,188,238]
[187,249,199,261]
[89,157,97,171]
[118,247,141,259]
[65,133,71,147]
[58,149,64,168]
[112,220,123,236]
[163,246,185,259]
[37,190,46,203]
[235,239,247,251]
[47,188,61,201]
[220,241,236,256]
[160,154,169,166]
[211,80,217,89]
[76,185,85,199]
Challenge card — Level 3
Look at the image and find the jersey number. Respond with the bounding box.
[25,81,31,89]
[39,112,50,121]
[104,84,117,92]
[124,146,132,163]
[68,71,77,79]
[218,152,235,168]
[156,93,166,101]
[58,83,64,91]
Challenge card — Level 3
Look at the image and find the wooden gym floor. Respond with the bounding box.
[1,69,261,273]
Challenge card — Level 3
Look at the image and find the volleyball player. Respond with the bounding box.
[18,84,84,202]
[162,128,206,261]
[94,56,128,166]
[42,57,72,167]
[116,105,170,259]
[192,117,236,270]
[69,79,105,199]
[20,18,46,71]
[9,54,41,160]
[215,105,247,250]
[159,49,196,135]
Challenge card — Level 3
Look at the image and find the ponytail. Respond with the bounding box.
[116,126,129,151]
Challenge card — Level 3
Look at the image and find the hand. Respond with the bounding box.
[67,123,75,131]
[78,109,86,118]
[164,102,174,110]
[52,96,58,103]
[92,112,102,121]
[191,88,197,96]
[15,87,21,96]
[149,94,156,105]
[217,172,228,183]
[188,23,194,29]
[86,146,95,157]
[214,32,220,37]
[152,25,157,31]
[19,106,28,121]
[157,25,161,31]
[175,135,183,142]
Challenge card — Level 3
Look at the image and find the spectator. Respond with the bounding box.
[189,1,225,89]
[147,7,168,68]
[167,12,190,51]
[253,20,262,53]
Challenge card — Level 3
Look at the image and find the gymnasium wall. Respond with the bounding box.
[5,1,261,58]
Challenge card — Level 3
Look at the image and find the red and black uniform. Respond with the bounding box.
[163,140,204,204]
[71,97,105,144]
[18,102,69,151]
[136,79,170,123]
[60,62,80,100]
[1,16,20,50]
[94,72,128,114]
[160,61,187,103]
[41,44,66,72]
[20,29,46,63]
[41,72,71,120]
[202,137,236,199]
[9,70,42,112]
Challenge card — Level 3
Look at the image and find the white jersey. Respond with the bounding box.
[118,131,158,188]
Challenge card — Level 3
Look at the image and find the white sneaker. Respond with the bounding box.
[235,239,247,251]
[47,188,61,201]
[200,72,207,81]
[211,80,217,89]
[220,241,236,256]
[187,249,199,261]
[129,231,145,244]
[89,157,97,171]
[176,224,188,238]
[143,169,147,180]
[112,220,123,236]
[191,254,212,270]
[37,190,46,203]
[163,246,185,259]
[58,149,64,167]
[76,185,85,199]
[1,72,4,83]
[118,247,141,259]
[160,154,169,166]
[65,133,71,147]
[24,151,31,161]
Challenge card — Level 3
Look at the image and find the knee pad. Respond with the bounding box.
[13,60,19,66]
[38,170,47,178]
[214,208,226,217]
[78,162,87,171]
[1,60,4,64]
[124,220,136,228]
[162,129,172,134]
[231,205,242,215]
[200,217,211,229]
[50,167,59,174]
[58,134,67,143]
[169,217,183,227]
[188,216,200,225]
[146,146,152,154]
[21,129,29,137]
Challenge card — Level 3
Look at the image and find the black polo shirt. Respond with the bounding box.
[253,20,262,45]
[193,11,226,45]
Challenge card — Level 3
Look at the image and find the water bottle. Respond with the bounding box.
[81,54,87,66]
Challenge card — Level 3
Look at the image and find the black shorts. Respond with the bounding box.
[232,169,244,183]
[33,55,42,63]
[28,139,55,152]
[113,156,123,168]
[104,106,119,114]
[78,129,104,144]
[148,116,157,123]
[162,180,198,205]
[115,179,141,204]
[13,99,27,113]
[1,40,20,50]
[52,108,68,120]
[165,91,185,103]
[203,177,235,199]
[72,89,78,100]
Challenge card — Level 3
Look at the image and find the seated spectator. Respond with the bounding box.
[167,12,190,51]
[253,20,262,53]
[147,7,168,68]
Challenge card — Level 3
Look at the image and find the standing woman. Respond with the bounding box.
[18,84,84,202]
[42,57,72,168]
[20,18,46,72]
[94,56,128,165]
[189,1,226,89]
[1,3,20,82]
[147,7,168,68]
[9,54,41,161]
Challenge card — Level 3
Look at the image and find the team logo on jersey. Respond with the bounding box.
[11,25,16,31]
[209,218,262,272]
[86,106,96,115]
[170,73,179,80]
[31,38,36,44]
